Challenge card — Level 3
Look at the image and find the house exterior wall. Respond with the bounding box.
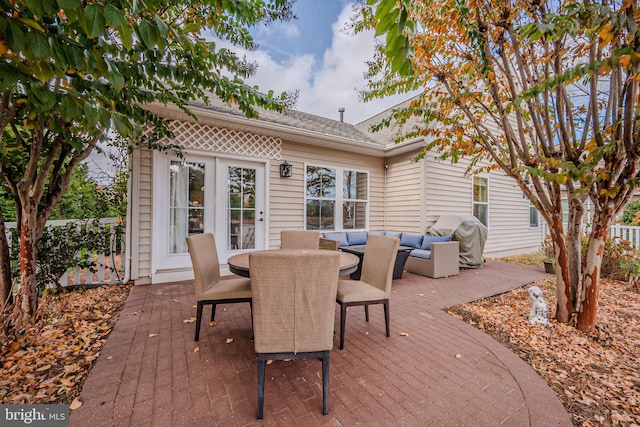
[384,151,424,233]
[129,133,385,284]
[129,148,153,284]
[415,149,542,257]
[266,139,385,248]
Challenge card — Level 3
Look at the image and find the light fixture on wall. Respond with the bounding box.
[280,161,292,178]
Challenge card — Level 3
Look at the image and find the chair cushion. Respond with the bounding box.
[400,233,424,249]
[384,231,402,239]
[368,231,386,236]
[322,232,348,247]
[337,280,386,303]
[410,249,431,260]
[202,277,252,300]
[421,235,452,250]
[346,231,368,246]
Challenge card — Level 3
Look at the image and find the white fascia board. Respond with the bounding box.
[383,137,427,156]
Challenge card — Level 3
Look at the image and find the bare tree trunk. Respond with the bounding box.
[9,198,38,330]
[549,214,572,323]
[576,223,608,333]
[0,210,12,307]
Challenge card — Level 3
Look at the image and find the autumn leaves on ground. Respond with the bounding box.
[1,269,639,426]
[0,284,132,406]
[449,275,640,426]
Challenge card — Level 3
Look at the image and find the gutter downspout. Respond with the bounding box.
[384,158,388,231]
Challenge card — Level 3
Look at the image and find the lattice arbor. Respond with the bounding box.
[166,120,282,159]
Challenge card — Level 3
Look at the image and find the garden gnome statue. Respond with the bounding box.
[528,286,549,325]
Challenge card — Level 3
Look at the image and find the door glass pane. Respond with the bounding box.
[227,166,256,250]
[169,162,204,254]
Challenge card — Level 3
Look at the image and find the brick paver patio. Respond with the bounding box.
[70,260,571,426]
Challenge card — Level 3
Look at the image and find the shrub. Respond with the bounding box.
[581,235,640,282]
[9,219,124,291]
[622,200,640,225]
[540,234,640,282]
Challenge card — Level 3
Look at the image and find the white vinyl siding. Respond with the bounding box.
[268,140,384,245]
[419,150,543,257]
[384,152,424,233]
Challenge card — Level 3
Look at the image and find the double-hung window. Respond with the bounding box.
[305,165,368,230]
[473,176,489,226]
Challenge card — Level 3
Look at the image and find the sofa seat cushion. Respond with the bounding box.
[323,232,348,247]
[385,231,402,239]
[421,235,452,250]
[410,249,432,260]
[346,231,368,246]
[400,233,424,249]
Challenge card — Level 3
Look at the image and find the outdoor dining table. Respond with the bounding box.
[227,249,360,278]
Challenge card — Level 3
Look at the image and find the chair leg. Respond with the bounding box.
[322,351,330,415]
[339,303,347,350]
[195,301,204,342]
[365,305,369,322]
[249,301,254,337]
[384,300,390,337]
[257,356,266,420]
[211,304,217,322]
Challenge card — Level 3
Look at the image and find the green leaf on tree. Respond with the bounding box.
[84,4,106,38]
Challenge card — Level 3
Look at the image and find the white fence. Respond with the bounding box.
[4,218,125,287]
[609,224,640,249]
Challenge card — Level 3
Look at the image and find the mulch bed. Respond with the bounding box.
[0,283,132,406]
[448,277,640,426]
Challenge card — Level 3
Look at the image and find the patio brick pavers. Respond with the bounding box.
[70,260,572,426]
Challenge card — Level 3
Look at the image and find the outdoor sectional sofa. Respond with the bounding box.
[320,231,460,279]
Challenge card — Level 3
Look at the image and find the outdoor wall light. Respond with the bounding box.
[280,161,292,178]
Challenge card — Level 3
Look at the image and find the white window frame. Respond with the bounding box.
[529,200,540,228]
[304,163,369,231]
[472,175,489,227]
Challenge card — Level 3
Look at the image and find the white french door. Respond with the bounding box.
[215,159,266,263]
[153,153,266,280]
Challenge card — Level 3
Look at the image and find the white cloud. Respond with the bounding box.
[242,4,412,124]
[254,21,300,39]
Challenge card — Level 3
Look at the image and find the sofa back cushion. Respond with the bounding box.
[421,235,452,250]
[384,231,402,239]
[346,231,368,246]
[322,232,348,247]
[400,233,424,249]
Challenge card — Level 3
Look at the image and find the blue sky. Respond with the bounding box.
[236,0,412,124]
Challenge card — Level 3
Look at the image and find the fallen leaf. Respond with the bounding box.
[183,317,196,324]
[193,347,200,353]
[209,321,217,327]
[455,354,462,359]
[69,398,83,410]
[226,338,234,344]
[148,333,158,338]
[399,332,409,337]
[266,360,273,365]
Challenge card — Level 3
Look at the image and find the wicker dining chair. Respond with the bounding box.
[186,233,252,341]
[249,249,340,419]
[336,234,399,350]
[280,230,320,249]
